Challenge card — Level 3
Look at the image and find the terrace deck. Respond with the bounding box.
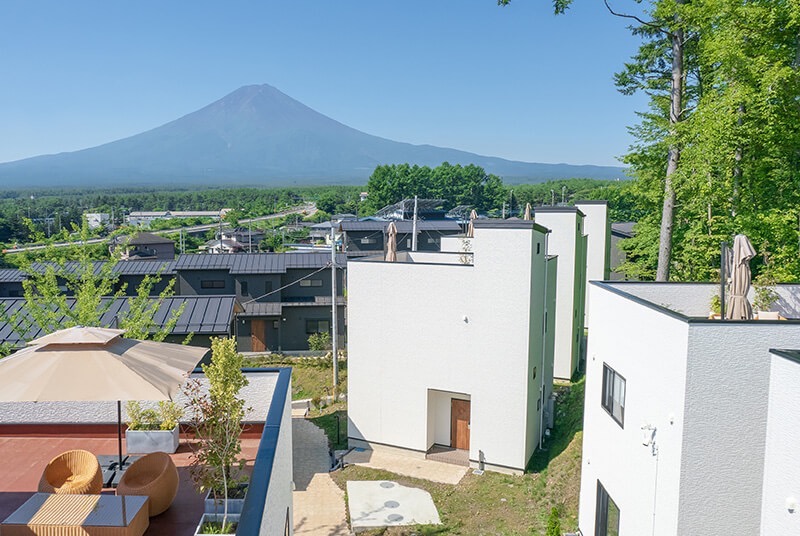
[0,428,261,535]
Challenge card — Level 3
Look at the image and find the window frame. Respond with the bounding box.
[595,481,620,536]
[200,279,226,289]
[299,279,323,288]
[601,363,626,428]
[306,319,330,334]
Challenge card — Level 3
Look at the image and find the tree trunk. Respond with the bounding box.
[656,13,685,282]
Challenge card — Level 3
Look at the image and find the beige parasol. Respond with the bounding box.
[385,222,398,262]
[726,234,757,320]
[523,203,532,221]
[467,209,478,238]
[0,326,209,472]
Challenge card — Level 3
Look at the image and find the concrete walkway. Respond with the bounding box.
[292,418,349,536]
[343,446,467,485]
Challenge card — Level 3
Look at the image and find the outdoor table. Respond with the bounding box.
[0,493,148,536]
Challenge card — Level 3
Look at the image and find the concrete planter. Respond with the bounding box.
[194,513,240,535]
[204,483,248,514]
[125,425,180,454]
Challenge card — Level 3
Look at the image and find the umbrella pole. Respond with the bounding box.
[117,400,123,470]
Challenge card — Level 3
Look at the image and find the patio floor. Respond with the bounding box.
[0,429,261,535]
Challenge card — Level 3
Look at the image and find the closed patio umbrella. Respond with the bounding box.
[385,222,397,262]
[467,210,478,238]
[726,234,757,320]
[524,203,532,221]
[0,326,209,475]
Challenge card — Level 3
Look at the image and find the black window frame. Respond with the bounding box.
[239,280,249,295]
[595,481,620,536]
[601,363,626,428]
[299,279,323,288]
[200,279,226,289]
[306,318,330,334]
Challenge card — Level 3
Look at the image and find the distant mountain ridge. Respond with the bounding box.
[0,84,626,187]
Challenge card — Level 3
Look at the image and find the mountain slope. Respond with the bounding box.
[0,84,625,187]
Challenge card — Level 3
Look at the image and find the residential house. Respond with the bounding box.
[339,220,463,258]
[533,207,588,379]
[201,238,247,254]
[610,222,636,280]
[347,220,557,475]
[0,269,24,298]
[109,232,175,260]
[579,281,800,536]
[575,201,611,325]
[173,253,345,353]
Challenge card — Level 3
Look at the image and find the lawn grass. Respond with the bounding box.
[308,402,348,451]
[243,354,346,401]
[330,378,585,535]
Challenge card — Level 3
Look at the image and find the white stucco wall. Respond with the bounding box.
[761,352,800,535]
[579,283,690,536]
[678,324,800,534]
[575,202,610,327]
[534,210,584,379]
[260,378,294,536]
[0,371,278,424]
[348,224,548,472]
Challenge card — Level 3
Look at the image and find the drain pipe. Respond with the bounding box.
[539,230,550,449]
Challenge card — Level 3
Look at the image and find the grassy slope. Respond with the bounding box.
[330,378,585,535]
[243,355,347,400]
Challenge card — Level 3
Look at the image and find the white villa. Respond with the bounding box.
[347,220,557,474]
[533,207,588,380]
[579,281,800,535]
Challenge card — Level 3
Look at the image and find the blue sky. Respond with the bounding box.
[0,1,649,167]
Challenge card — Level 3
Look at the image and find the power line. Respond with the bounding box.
[241,263,332,305]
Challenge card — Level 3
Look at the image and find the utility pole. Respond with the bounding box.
[411,195,419,252]
[330,225,339,393]
[561,186,566,204]
[502,202,506,219]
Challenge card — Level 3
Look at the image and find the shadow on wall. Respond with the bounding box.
[527,377,585,473]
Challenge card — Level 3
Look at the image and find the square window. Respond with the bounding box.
[602,364,626,427]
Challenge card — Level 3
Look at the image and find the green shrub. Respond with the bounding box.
[308,332,331,351]
[546,507,562,536]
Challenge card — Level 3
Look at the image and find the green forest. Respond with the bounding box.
[2,1,798,284]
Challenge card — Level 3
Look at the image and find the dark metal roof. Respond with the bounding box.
[24,260,176,277]
[611,222,636,238]
[770,349,800,365]
[339,220,461,233]
[173,253,346,274]
[0,295,236,347]
[0,269,24,283]
[111,232,175,245]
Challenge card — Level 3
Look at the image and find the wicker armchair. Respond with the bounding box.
[37,449,104,495]
[116,451,179,516]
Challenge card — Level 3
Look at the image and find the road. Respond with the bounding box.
[2,203,316,254]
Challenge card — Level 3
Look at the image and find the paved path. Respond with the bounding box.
[343,447,467,485]
[292,418,349,536]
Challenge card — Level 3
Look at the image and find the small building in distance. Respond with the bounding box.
[84,213,111,230]
[125,209,230,228]
[338,220,462,258]
[347,220,557,475]
[110,232,175,261]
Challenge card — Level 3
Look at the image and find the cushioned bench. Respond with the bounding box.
[1,493,148,536]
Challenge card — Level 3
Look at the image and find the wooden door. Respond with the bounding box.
[251,319,267,352]
[450,399,470,450]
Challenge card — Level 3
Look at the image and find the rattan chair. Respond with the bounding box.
[37,449,104,495]
[116,451,179,516]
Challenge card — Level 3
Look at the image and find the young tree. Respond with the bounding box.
[3,221,183,343]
